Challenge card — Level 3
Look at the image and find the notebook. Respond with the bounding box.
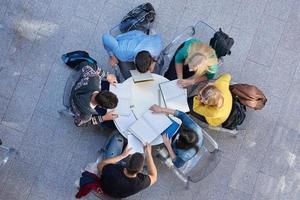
[163,119,180,139]
[127,134,144,154]
[128,110,173,144]
[110,83,132,116]
[159,79,190,113]
[130,70,154,83]
[114,110,137,134]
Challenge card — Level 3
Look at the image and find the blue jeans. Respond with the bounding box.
[103,132,125,159]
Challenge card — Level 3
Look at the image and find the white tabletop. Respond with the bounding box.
[113,74,181,145]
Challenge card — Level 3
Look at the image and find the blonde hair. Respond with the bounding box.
[199,85,224,108]
[185,42,218,77]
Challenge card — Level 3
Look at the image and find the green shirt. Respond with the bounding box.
[174,38,219,80]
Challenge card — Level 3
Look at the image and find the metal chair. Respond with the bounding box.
[57,69,81,117]
[158,20,217,76]
[155,129,220,189]
[0,139,18,170]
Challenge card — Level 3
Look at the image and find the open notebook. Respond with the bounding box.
[159,79,190,113]
[128,110,173,144]
[110,83,132,116]
[114,110,137,134]
[130,70,153,83]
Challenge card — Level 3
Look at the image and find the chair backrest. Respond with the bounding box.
[158,20,216,76]
[62,70,82,108]
[0,142,18,169]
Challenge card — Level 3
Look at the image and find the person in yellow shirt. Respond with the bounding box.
[192,73,232,126]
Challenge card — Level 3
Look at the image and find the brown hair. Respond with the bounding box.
[95,91,118,109]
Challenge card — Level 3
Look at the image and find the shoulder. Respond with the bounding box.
[137,173,151,187]
[216,73,231,83]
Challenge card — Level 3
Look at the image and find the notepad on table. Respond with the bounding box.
[128,110,172,144]
[114,110,137,134]
[127,134,144,154]
[130,70,153,83]
[163,119,180,139]
[110,83,132,116]
[159,79,190,113]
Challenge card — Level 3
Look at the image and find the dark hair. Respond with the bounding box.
[95,91,118,109]
[175,125,199,152]
[126,153,145,175]
[135,51,153,73]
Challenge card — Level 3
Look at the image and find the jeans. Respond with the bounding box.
[103,131,125,159]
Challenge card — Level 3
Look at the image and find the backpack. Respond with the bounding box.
[222,97,246,130]
[119,2,156,34]
[209,28,234,58]
[61,51,97,70]
[230,84,267,110]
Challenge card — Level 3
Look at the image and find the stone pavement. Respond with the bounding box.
[0,0,300,199]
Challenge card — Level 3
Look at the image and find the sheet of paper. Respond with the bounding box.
[130,70,153,83]
[110,83,132,99]
[115,99,131,116]
[166,95,190,113]
[114,111,137,134]
[127,134,144,154]
[159,79,185,100]
[143,110,173,133]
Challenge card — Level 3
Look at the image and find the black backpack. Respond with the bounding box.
[210,28,234,58]
[119,2,156,34]
[61,51,97,70]
[222,97,246,130]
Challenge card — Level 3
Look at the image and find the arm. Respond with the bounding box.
[144,143,157,186]
[175,63,183,80]
[150,104,176,115]
[102,33,118,57]
[97,146,131,174]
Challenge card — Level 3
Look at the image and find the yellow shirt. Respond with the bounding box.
[193,74,232,126]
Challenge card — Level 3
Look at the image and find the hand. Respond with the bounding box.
[109,56,118,67]
[149,104,163,113]
[162,133,172,147]
[102,110,118,121]
[144,143,152,156]
[177,79,194,88]
[107,74,118,86]
[121,145,132,157]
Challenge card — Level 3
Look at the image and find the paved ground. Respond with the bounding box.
[0,0,300,199]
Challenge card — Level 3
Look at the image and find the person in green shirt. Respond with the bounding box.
[164,39,219,96]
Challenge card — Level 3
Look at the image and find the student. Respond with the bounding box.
[97,136,157,199]
[192,73,232,126]
[70,61,119,127]
[102,30,162,79]
[150,104,203,168]
[164,39,219,94]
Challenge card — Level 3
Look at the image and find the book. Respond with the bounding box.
[130,70,154,83]
[163,119,180,139]
[127,134,144,154]
[114,110,137,134]
[159,79,190,113]
[128,110,173,144]
[110,83,132,116]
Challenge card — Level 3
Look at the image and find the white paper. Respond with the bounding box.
[127,134,144,154]
[159,80,190,112]
[130,70,153,83]
[114,111,137,134]
[110,83,132,116]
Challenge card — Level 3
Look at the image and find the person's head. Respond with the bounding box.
[185,43,218,76]
[197,85,224,108]
[125,153,145,175]
[176,125,199,150]
[95,91,118,109]
[135,51,154,73]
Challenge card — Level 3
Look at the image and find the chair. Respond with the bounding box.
[57,69,81,117]
[157,20,217,76]
[155,129,220,189]
[0,139,18,170]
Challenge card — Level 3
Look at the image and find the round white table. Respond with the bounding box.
[113,74,181,145]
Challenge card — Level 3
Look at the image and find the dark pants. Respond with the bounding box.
[118,61,136,80]
[95,81,115,129]
[164,43,196,80]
